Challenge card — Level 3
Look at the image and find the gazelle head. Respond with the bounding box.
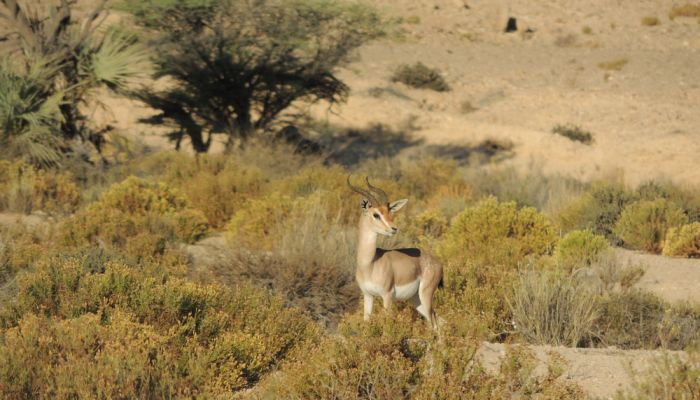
[347,175,407,236]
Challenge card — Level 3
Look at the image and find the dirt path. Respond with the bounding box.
[618,248,700,304]
[478,341,682,399]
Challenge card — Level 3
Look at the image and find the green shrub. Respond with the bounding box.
[391,62,450,92]
[58,177,208,260]
[556,182,637,244]
[618,350,700,399]
[509,271,598,347]
[663,222,700,257]
[554,230,609,271]
[613,199,687,253]
[551,124,593,145]
[435,198,556,337]
[438,197,557,268]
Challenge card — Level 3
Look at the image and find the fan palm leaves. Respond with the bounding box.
[0,0,150,164]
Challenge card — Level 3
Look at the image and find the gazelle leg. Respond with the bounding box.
[382,293,393,313]
[418,288,437,330]
[411,293,430,322]
[363,294,374,321]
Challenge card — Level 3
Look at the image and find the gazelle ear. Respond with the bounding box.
[389,199,408,213]
[361,198,371,210]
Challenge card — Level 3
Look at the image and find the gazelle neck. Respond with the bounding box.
[356,216,378,271]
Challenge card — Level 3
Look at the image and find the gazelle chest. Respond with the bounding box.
[359,278,421,301]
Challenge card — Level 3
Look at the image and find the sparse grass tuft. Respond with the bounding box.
[641,16,661,26]
[405,15,421,24]
[552,124,594,145]
[391,62,450,92]
[510,271,598,347]
[598,58,629,71]
[669,4,700,20]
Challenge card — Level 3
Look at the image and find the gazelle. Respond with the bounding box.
[347,176,443,330]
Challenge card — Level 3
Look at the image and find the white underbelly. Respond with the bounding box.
[392,278,421,300]
[360,278,421,301]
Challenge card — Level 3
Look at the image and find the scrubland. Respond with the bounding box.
[2,146,700,398]
[2,0,700,398]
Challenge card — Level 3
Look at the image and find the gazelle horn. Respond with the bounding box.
[347,175,380,206]
[365,176,388,205]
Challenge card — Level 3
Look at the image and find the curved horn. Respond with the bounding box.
[365,177,389,205]
[347,175,379,205]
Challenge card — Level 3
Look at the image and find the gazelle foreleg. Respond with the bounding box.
[363,294,374,321]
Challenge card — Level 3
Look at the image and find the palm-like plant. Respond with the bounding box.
[0,0,150,165]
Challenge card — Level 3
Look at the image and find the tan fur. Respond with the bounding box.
[354,202,444,330]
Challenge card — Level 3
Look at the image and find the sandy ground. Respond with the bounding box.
[477,341,684,399]
[95,1,700,185]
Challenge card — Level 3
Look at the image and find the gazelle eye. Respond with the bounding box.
[373,213,380,219]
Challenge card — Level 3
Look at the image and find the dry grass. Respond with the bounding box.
[510,271,598,347]
[552,124,594,145]
[391,62,450,92]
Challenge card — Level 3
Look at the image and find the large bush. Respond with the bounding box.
[554,230,609,271]
[438,197,557,268]
[0,253,319,397]
[58,177,208,260]
[435,197,556,337]
[613,199,687,253]
[663,222,700,257]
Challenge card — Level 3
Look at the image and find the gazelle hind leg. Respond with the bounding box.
[419,286,439,331]
[363,294,374,321]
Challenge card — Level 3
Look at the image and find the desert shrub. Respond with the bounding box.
[161,155,267,229]
[554,230,609,271]
[593,290,700,350]
[618,350,700,400]
[436,198,556,337]
[216,195,358,326]
[258,313,584,399]
[556,181,637,244]
[641,16,661,26]
[613,199,687,253]
[551,124,593,145]
[224,192,295,251]
[402,208,449,245]
[635,180,700,223]
[0,253,319,396]
[58,177,208,260]
[669,3,700,19]
[0,160,80,214]
[509,271,598,347]
[394,157,463,200]
[588,252,646,294]
[663,222,700,257]
[598,58,628,71]
[438,197,557,269]
[391,62,450,92]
